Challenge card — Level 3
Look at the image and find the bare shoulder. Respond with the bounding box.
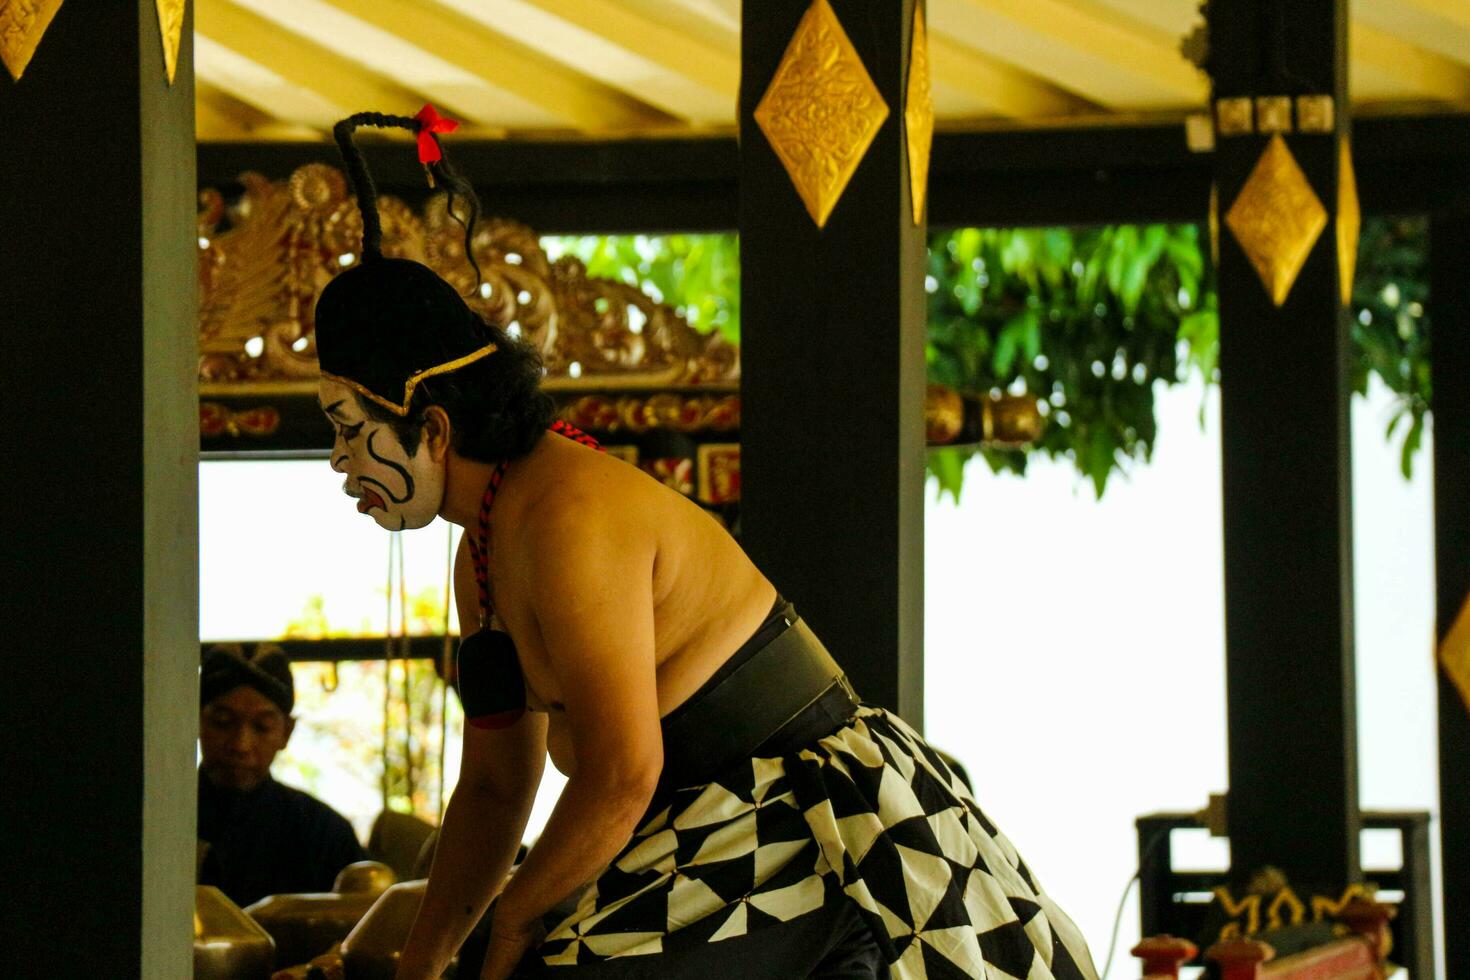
[524,445,664,536]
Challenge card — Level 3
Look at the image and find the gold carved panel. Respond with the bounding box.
[753,0,889,228]
[905,3,933,225]
[197,163,738,392]
[1225,134,1327,307]
[1,0,65,81]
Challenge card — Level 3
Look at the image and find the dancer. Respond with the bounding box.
[315,106,1097,980]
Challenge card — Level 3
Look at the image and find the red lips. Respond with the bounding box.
[356,489,386,514]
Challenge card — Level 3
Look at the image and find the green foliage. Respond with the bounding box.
[545,224,1431,500]
[544,234,741,344]
[926,225,1213,499]
[1350,218,1430,478]
[275,591,459,830]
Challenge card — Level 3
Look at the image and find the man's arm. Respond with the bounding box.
[395,538,548,980]
[490,499,664,940]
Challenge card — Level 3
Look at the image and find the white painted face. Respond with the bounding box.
[318,379,446,531]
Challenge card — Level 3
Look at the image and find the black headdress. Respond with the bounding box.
[200,644,295,715]
[314,106,492,416]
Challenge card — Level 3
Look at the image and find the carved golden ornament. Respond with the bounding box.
[1225,134,1327,307]
[1309,884,1374,921]
[905,3,933,226]
[1337,138,1360,308]
[753,0,889,228]
[1296,94,1335,134]
[1,0,64,81]
[983,393,1043,446]
[1255,96,1292,134]
[1213,888,1261,941]
[1208,183,1220,268]
[197,164,737,390]
[559,394,740,435]
[199,403,281,439]
[697,444,742,505]
[1214,881,1376,943]
[1440,590,1470,717]
[155,0,185,84]
[1264,887,1306,930]
[1215,97,1253,136]
[924,385,963,444]
[1185,113,1215,153]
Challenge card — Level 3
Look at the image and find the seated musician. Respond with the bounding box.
[197,644,366,907]
[314,107,1099,980]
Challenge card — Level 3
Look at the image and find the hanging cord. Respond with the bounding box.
[438,523,455,823]
[1100,827,1173,980]
[380,533,397,812]
[331,107,484,285]
[397,533,414,810]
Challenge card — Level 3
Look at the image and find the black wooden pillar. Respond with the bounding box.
[1208,0,1361,890]
[739,0,927,724]
[1,3,198,975]
[1431,209,1470,979]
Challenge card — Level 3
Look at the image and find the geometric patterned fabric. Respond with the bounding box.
[539,708,1099,979]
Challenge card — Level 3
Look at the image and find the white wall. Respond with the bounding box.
[923,376,1440,977]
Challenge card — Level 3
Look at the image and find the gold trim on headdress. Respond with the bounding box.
[321,341,499,416]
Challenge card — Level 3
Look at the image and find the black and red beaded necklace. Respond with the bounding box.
[456,420,602,729]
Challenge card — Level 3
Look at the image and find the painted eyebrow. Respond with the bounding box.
[321,398,348,419]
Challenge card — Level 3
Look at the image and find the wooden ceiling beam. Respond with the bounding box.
[929,35,1100,119]
[931,0,1208,108]
[309,0,675,132]
[196,99,255,141]
[517,0,738,95]
[196,81,272,139]
[195,82,327,142]
[193,34,346,131]
[1352,20,1470,103]
[486,0,737,122]
[1354,0,1470,71]
[196,0,428,121]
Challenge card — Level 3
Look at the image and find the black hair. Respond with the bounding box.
[355,318,556,463]
[332,111,483,284]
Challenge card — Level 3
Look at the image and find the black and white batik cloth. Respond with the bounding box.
[539,708,1098,980]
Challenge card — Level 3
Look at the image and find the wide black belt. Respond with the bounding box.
[659,614,859,792]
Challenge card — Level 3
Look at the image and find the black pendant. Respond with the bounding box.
[455,629,527,729]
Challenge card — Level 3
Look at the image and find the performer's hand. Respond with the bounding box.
[479,915,544,980]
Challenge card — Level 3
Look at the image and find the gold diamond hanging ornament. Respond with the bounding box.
[1442,592,1470,717]
[1208,183,1220,268]
[1,0,66,81]
[754,0,890,228]
[1337,137,1360,307]
[905,4,933,225]
[156,0,186,85]
[1225,134,1328,307]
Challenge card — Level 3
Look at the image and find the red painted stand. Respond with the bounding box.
[1131,935,1198,978]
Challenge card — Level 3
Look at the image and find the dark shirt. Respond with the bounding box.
[197,769,366,908]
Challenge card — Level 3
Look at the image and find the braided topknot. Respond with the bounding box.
[332,110,483,284]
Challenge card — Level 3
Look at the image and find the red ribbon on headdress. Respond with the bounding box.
[414,104,459,165]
